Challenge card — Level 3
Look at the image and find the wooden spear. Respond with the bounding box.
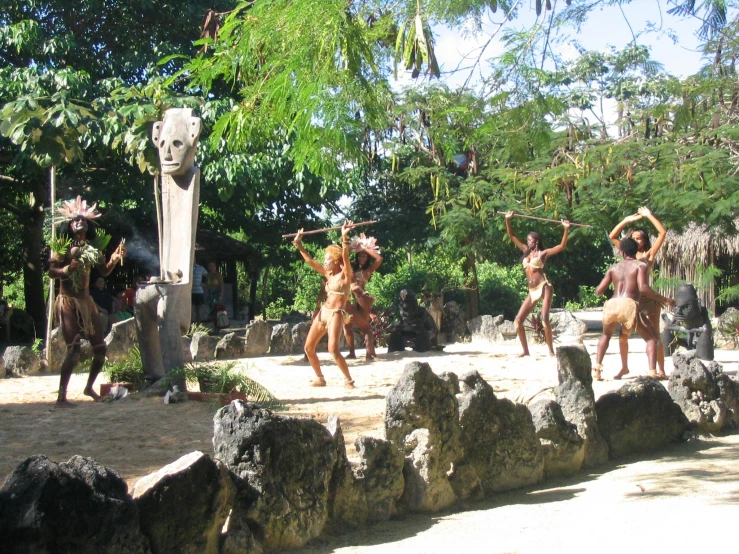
[493,211,592,228]
[282,220,377,239]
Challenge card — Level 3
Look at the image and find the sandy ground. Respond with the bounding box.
[1,322,738,552]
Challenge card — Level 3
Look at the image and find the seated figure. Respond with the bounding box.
[387,289,439,352]
[661,283,714,361]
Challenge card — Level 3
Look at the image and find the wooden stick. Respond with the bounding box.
[493,211,592,228]
[118,238,126,267]
[282,220,377,239]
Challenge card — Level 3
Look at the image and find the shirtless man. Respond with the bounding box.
[593,237,673,381]
[49,198,125,406]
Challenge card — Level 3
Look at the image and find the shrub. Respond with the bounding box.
[476,261,527,320]
[103,347,145,390]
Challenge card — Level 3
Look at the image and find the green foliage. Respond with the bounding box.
[184,323,211,338]
[367,248,466,311]
[49,237,72,256]
[102,347,145,390]
[654,264,724,294]
[3,276,25,311]
[476,261,526,320]
[31,337,43,355]
[172,361,284,409]
[264,297,290,320]
[565,285,605,312]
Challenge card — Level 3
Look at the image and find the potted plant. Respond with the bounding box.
[171,362,284,408]
[101,347,145,395]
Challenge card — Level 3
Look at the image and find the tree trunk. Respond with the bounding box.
[462,247,479,319]
[22,182,48,337]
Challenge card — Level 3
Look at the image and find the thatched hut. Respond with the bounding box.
[654,222,739,315]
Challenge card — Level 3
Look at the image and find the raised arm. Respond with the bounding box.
[363,246,383,279]
[609,212,642,249]
[637,206,667,261]
[543,220,570,257]
[293,229,327,276]
[505,212,527,252]
[97,241,126,277]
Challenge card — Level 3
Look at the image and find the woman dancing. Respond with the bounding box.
[345,234,382,360]
[505,212,570,357]
[609,206,668,379]
[293,221,356,389]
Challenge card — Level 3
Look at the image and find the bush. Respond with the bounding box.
[367,248,466,313]
[170,361,284,409]
[476,262,527,320]
[103,347,145,390]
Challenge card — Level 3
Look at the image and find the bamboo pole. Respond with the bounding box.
[45,165,56,365]
[493,211,592,228]
[282,220,377,238]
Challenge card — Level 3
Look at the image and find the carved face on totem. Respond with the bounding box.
[671,284,701,324]
[152,108,202,176]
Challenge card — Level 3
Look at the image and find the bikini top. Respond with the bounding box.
[522,254,545,270]
[326,273,350,296]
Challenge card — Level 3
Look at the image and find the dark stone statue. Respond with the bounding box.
[661,284,714,360]
[386,289,439,352]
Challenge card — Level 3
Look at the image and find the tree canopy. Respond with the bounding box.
[2,0,739,331]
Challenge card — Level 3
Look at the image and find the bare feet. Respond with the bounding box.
[592,364,603,382]
[648,370,658,379]
[516,352,530,358]
[55,400,76,408]
[310,377,327,387]
[344,379,356,390]
[346,353,357,360]
[614,368,630,380]
[83,388,102,402]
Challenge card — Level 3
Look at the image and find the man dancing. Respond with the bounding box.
[49,197,125,406]
[593,238,673,381]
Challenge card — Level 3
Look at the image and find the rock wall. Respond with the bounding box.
[5,350,737,554]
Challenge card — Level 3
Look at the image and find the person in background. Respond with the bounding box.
[122,275,144,312]
[0,285,13,344]
[192,262,207,324]
[205,262,224,323]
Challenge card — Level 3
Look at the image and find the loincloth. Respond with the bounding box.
[603,297,643,335]
[55,294,98,337]
[318,306,353,329]
[528,278,552,304]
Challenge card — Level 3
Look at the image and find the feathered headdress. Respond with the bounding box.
[350,233,379,254]
[57,196,101,221]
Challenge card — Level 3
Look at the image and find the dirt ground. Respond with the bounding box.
[1,327,737,552]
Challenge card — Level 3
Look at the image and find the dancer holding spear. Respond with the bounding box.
[505,211,570,357]
[292,220,357,389]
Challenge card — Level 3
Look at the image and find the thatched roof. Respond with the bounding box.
[195,228,261,266]
[655,221,739,312]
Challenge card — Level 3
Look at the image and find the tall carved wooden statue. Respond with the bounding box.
[135,108,201,384]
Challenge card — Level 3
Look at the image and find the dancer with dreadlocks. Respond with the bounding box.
[49,197,126,406]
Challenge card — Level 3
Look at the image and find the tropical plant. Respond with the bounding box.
[171,361,284,409]
[102,347,145,390]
